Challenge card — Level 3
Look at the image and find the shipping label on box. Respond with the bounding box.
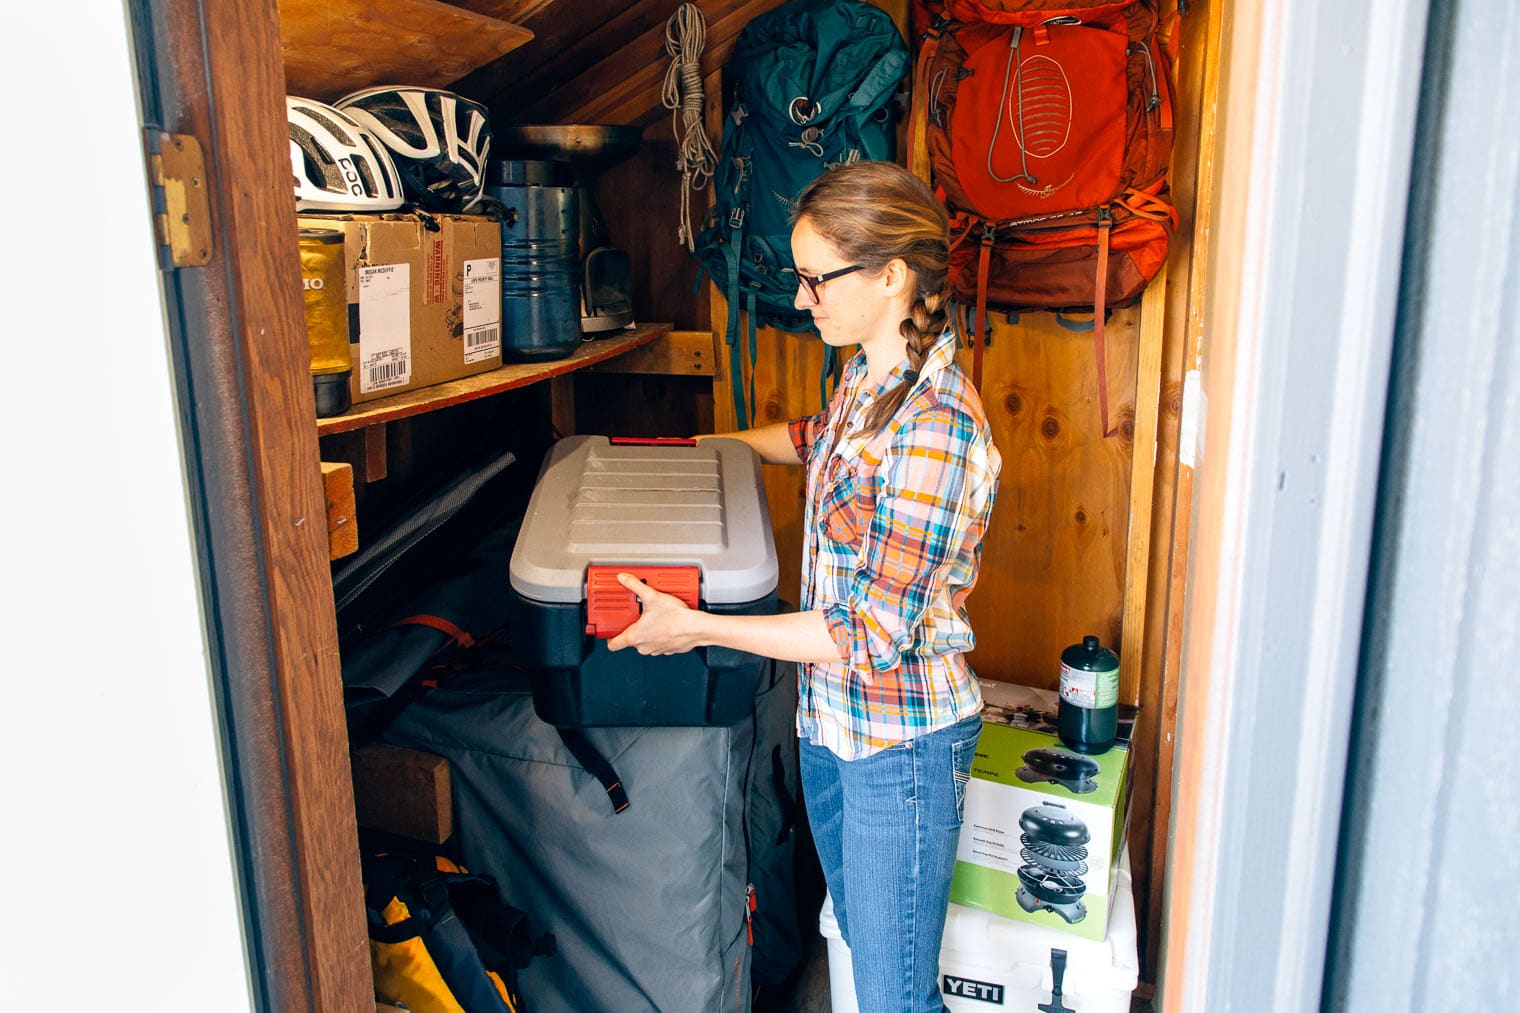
[951,681,1135,942]
[296,213,503,405]
[357,262,411,393]
[461,257,501,364]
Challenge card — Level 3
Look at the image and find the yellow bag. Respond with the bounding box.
[365,853,553,1013]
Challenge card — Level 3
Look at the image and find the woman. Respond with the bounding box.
[608,160,1001,1012]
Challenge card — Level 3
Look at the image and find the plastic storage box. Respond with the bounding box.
[819,849,1139,1013]
[509,435,779,726]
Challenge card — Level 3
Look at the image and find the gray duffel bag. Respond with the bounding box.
[382,669,763,1012]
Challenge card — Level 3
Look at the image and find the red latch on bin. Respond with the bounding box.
[608,437,699,447]
[585,565,701,638]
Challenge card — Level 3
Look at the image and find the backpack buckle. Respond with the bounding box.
[729,206,747,229]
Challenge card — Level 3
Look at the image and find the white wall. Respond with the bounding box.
[0,7,254,1011]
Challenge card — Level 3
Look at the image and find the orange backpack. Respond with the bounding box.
[910,0,1180,433]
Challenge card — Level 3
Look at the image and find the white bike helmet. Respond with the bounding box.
[335,86,492,212]
[287,95,405,212]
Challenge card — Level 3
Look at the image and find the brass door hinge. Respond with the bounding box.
[145,130,213,268]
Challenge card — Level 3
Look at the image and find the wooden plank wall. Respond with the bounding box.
[710,295,1144,685]
[1138,0,1225,986]
[700,0,1144,690]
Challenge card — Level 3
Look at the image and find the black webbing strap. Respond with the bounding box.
[554,727,630,814]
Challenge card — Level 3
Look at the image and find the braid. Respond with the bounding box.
[856,290,940,435]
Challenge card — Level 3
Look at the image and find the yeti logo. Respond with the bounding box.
[943,974,1005,1004]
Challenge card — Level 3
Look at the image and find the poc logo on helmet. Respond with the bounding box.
[337,156,364,196]
[942,974,1005,1004]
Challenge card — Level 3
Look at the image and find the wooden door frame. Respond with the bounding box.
[130,1,370,1009]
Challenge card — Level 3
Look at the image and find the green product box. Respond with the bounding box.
[950,680,1136,942]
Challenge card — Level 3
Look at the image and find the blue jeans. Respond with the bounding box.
[800,711,982,1013]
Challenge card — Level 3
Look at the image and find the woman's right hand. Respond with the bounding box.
[606,573,705,656]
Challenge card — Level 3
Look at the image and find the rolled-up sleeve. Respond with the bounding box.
[788,411,827,462]
[822,405,976,674]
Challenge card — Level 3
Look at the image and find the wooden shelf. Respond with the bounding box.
[315,323,671,435]
[277,0,534,102]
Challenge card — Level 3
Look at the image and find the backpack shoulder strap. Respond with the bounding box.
[555,726,630,814]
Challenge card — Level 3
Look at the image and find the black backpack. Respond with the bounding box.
[693,0,908,425]
[365,851,555,1013]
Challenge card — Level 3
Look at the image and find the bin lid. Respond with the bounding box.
[509,435,778,605]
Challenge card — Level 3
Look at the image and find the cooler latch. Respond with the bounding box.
[584,565,701,638]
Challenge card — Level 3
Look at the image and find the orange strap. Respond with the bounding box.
[392,613,475,649]
[906,26,943,185]
[1094,210,1114,438]
[1160,3,1184,65]
[973,227,993,392]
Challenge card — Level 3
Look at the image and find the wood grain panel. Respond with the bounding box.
[351,744,453,843]
[321,461,359,559]
[589,330,717,376]
[1142,0,1226,989]
[709,295,828,603]
[205,0,372,1003]
[278,0,532,101]
[959,310,1141,687]
[146,0,372,1007]
[709,296,1142,682]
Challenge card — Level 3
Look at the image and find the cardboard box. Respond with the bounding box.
[297,212,502,404]
[950,680,1135,942]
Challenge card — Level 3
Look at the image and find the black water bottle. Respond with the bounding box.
[1057,635,1119,755]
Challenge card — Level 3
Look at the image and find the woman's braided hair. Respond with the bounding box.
[793,160,954,441]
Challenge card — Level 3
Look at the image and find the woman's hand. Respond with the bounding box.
[605,573,706,655]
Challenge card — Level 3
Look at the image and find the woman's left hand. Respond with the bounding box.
[605,572,704,655]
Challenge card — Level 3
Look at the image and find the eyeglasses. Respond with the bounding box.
[794,263,864,302]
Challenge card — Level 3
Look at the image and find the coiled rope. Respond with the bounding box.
[663,3,717,251]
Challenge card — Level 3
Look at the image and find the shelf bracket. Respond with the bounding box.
[144,130,213,269]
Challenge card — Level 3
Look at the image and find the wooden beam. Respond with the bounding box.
[588,330,716,376]
[351,745,453,845]
[1120,264,1169,706]
[314,325,669,436]
[320,461,359,560]
[525,0,778,125]
[278,0,533,102]
[1164,0,1257,996]
[145,0,372,1007]
[548,374,576,437]
[363,423,389,483]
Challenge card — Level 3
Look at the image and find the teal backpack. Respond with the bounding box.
[694,0,908,426]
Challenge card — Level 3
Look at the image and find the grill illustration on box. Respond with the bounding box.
[1015,801,1091,924]
[952,681,1134,941]
[1018,747,1102,794]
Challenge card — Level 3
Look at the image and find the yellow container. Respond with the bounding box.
[298,227,351,417]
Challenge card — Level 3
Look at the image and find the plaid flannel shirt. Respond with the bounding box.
[787,330,1001,759]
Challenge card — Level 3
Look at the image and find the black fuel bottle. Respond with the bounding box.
[1057,635,1120,755]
